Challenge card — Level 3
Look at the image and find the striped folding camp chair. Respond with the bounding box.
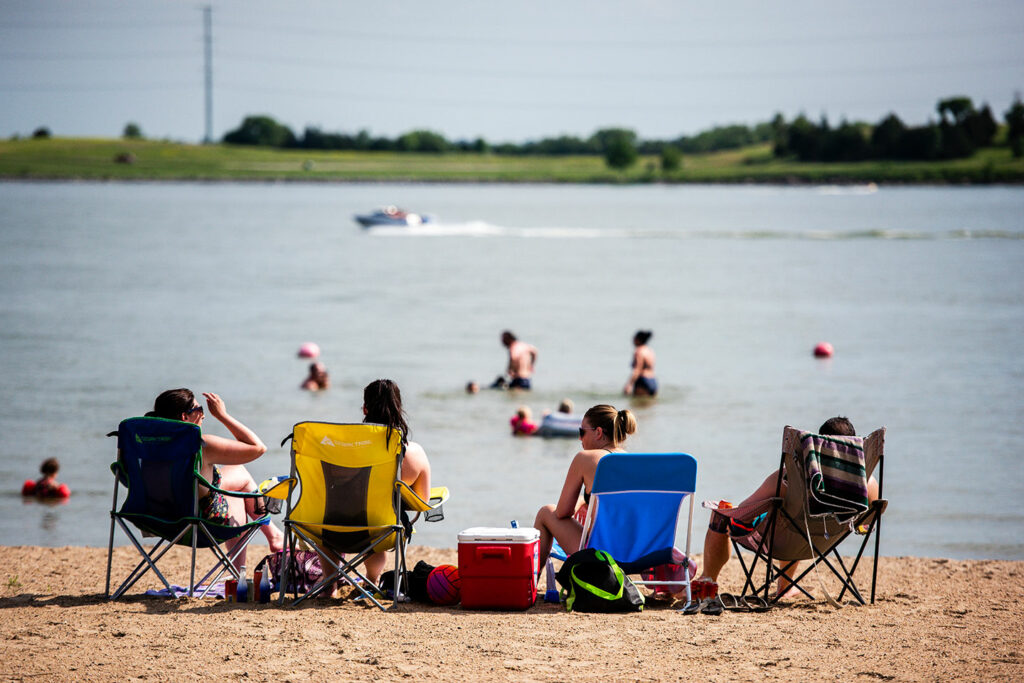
[705,426,887,605]
[277,421,448,610]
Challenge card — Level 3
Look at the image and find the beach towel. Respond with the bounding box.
[798,432,869,520]
[145,583,227,599]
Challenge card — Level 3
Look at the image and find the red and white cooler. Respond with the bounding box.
[457,527,539,609]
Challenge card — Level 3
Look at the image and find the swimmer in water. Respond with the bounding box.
[22,457,70,498]
[501,330,537,390]
[624,330,657,397]
[301,362,330,391]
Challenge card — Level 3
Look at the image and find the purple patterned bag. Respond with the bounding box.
[255,549,323,594]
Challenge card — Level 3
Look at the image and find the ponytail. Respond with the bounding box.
[613,409,638,444]
[583,404,637,447]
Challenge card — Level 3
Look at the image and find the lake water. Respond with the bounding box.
[1,181,1022,560]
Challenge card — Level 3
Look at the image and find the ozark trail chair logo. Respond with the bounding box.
[135,434,172,444]
[319,437,373,448]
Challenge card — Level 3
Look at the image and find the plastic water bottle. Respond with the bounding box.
[236,566,248,603]
[544,558,561,603]
[259,569,271,604]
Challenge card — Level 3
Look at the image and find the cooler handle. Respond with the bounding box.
[476,546,512,560]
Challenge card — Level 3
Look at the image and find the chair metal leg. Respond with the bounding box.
[836,523,877,604]
[111,527,187,599]
[391,528,405,610]
[189,522,198,598]
[278,526,293,606]
[871,509,882,604]
[105,479,120,598]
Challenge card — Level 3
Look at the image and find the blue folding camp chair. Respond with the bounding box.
[105,416,271,599]
[546,452,698,604]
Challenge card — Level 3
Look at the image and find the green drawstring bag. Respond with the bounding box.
[555,548,644,613]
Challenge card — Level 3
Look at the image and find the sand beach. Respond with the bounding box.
[1,543,1021,682]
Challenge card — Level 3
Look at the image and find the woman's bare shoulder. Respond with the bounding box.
[573,449,607,465]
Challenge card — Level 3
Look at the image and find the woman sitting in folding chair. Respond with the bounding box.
[696,416,879,599]
[533,404,638,573]
[147,389,284,568]
[352,379,432,589]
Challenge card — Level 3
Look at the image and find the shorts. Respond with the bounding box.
[633,376,658,396]
[508,377,531,390]
[708,510,765,537]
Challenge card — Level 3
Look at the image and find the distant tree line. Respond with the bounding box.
[773,97,1007,162]
[220,94,1024,169]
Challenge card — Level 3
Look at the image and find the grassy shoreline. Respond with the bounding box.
[3,137,1024,184]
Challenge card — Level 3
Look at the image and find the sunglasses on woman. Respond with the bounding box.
[188,404,204,416]
[578,426,595,438]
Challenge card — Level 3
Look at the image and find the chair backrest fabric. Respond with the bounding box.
[288,422,403,552]
[782,426,884,521]
[770,426,885,557]
[116,416,203,521]
[584,453,697,570]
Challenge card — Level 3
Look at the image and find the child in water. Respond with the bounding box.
[510,405,539,436]
[22,457,70,499]
[300,362,330,391]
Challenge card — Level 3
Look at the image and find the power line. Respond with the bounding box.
[3,54,1019,96]
[0,83,197,92]
[212,19,1024,50]
[0,51,194,61]
[209,51,1023,84]
[0,20,193,30]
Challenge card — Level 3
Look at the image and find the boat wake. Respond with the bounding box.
[365,221,1022,241]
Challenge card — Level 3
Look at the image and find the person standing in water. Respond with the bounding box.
[624,330,657,396]
[501,330,537,390]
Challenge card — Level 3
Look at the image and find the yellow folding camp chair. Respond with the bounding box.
[277,421,448,610]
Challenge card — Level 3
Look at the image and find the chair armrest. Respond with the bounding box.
[194,472,263,499]
[110,462,129,486]
[258,476,293,500]
[398,482,449,511]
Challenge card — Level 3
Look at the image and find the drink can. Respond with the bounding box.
[225,579,237,602]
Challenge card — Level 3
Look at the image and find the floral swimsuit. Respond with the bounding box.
[199,465,231,524]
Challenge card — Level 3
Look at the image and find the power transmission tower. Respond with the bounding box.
[203,5,213,144]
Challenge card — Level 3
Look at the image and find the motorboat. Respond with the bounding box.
[354,206,434,228]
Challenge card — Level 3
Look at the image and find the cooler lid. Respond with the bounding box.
[457,526,540,543]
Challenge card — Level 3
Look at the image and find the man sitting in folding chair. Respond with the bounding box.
[697,416,884,603]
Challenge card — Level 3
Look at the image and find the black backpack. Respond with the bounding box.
[555,548,644,613]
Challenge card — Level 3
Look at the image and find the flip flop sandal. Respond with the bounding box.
[719,593,749,612]
[680,599,702,615]
[700,596,724,616]
[742,595,771,612]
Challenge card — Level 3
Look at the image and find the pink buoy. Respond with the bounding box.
[813,342,834,358]
[298,342,320,359]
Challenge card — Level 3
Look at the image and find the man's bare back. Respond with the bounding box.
[501,330,537,389]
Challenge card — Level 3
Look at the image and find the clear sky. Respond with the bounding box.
[2,0,1022,144]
